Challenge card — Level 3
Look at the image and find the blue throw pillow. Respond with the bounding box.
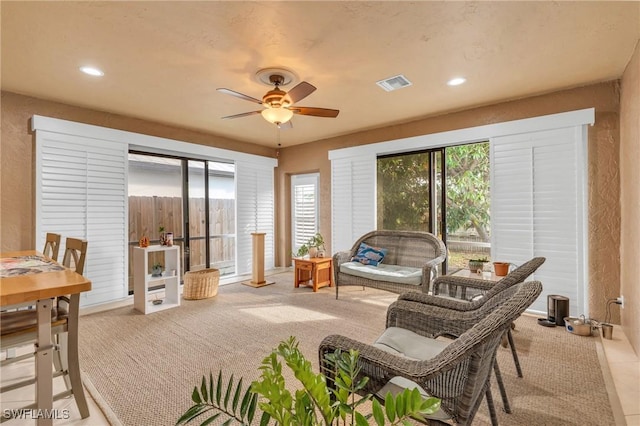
[351,242,388,266]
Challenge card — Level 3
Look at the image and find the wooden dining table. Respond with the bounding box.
[0,250,91,426]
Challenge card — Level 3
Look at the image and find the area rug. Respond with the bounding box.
[78,272,616,425]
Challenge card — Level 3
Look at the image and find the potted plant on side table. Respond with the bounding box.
[308,233,325,258]
[468,257,489,273]
[291,244,309,259]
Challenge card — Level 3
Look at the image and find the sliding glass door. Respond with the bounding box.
[444,143,491,270]
[128,153,236,294]
[376,142,491,273]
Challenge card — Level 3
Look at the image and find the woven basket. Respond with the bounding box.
[183,268,220,300]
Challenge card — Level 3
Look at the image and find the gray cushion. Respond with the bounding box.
[373,327,452,421]
[373,327,450,360]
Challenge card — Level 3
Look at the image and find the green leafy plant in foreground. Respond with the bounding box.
[177,337,440,426]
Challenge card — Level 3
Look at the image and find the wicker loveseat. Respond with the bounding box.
[333,230,446,299]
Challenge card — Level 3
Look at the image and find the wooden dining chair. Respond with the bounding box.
[0,237,89,420]
[43,232,61,261]
[1,233,64,361]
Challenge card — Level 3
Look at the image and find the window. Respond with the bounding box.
[291,173,319,254]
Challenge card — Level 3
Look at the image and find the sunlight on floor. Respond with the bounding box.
[239,304,337,323]
[356,296,397,307]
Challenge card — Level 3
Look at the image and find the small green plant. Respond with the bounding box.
[308,233,325,250]
[468,257,489,273]
[177,337,440,426]
[292,233,325,258]
[151,262,163,276]
[292,244,309,258]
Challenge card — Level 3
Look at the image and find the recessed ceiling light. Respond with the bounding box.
[80,66,104,77]
[447,77,466,86]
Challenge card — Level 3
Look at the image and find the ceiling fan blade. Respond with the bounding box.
[290,107,339,118]
[283,81,316,104]
[217,88,263,105]
[221,111,262,120]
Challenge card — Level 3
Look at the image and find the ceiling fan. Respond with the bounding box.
[217,73,339,128]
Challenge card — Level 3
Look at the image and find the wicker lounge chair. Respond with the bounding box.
[396,257,545,378]
[319,280,543,426]
[333,230,446,299]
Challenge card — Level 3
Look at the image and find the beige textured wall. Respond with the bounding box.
[620,40,640,355]
[276,81,622,323]
[0,91,276,252]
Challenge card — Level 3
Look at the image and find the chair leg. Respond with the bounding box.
[67,294,89,418]
[55,332,72,390]
[507,329,523,378]
[485,387,499,426]
[493,361,511,414]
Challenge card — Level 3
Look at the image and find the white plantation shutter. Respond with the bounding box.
[236,161,275,275]
[291,174,319,251]
[491,126,588,316]
[330,154,376,253]
[35,131,128,306]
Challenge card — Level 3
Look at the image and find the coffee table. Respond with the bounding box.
[294,257,333,292]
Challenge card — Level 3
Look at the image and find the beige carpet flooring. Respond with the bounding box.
[78,272,615,425]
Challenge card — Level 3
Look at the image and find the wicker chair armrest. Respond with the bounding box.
[396,291,477,311]
[431,275,494,296]
[332,251,352,268]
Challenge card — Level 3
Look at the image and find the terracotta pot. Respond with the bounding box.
[493,262,510,276]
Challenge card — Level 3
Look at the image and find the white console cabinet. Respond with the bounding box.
[133,245,180,314]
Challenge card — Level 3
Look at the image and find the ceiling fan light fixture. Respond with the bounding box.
[261,107,293,125]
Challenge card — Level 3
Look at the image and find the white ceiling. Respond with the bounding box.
[2,1,639,147]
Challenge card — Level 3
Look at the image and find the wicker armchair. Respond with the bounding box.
[333,230,446,299]
[396,257,545,378]
[319,281,543,426]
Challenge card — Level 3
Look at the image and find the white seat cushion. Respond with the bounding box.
[340,262,422,285]
[373,327,450,360]
[373,327,452,421]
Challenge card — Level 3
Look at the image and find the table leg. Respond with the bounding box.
[329,262,334,287]
[36,298,54,426]
[67,294,90,418]
[313,265,319,292]
[294,265,300,288]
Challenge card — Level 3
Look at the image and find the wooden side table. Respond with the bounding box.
[294,257,333,292]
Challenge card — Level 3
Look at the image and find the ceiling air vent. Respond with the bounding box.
[376,74,412,92]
